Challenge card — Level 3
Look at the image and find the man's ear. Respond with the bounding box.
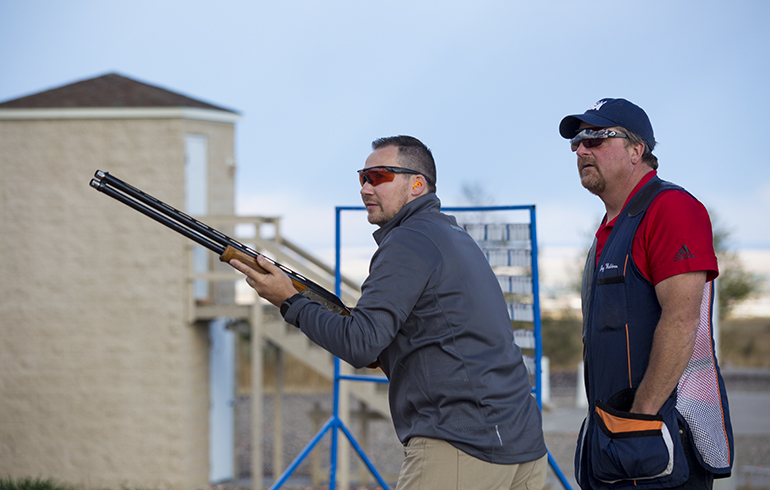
[629,141,645,165]
[411,175,427,196]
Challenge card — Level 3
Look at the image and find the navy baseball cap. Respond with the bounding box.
[559,98,656,151]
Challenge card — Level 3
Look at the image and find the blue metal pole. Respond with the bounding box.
[529,206,573,490]
[329,356,340,490]
[548,452,574,490]
[268,417,335,490]
[328,207,345,490]
[334,206,393,489]
[529,206,544,410]
[337,374,388,383]
[338,416,392,490]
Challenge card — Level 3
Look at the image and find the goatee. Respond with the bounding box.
[579,157,605,195]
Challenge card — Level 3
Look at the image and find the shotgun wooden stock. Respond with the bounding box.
[90,170,350,316]
[219,245,309,294]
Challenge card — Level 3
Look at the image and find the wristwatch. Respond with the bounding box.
[280,293,305,318]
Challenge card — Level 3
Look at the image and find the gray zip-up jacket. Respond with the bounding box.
[284,193,545,464]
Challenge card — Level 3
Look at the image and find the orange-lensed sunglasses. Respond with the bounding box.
[357,166,426,187]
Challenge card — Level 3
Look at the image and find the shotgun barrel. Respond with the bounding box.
[90,170,350,316]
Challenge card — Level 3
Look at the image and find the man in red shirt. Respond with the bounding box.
[560,98,733,489]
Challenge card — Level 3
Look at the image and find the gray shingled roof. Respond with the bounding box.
[0,73,238,113]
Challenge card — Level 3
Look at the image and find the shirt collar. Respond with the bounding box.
[602,170,658,229]
[373,193,441,245]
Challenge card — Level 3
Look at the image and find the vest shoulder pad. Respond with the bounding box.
[626,177,683,218]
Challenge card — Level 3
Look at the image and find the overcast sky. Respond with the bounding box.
[2,0,769,261]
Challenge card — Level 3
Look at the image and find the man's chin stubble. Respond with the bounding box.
[581,175,605,195]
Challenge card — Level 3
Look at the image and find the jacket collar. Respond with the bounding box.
[372,193,441,245]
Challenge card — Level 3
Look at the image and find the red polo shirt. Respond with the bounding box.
[595,171,719,285]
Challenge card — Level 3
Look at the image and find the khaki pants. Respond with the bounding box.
[396,437,548,490]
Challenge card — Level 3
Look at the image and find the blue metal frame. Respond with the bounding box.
[268,204,572,490]
[267,206,390,490]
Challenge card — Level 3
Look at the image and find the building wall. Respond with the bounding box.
[0,114,235,489]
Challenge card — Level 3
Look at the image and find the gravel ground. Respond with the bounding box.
[220,367,770,490]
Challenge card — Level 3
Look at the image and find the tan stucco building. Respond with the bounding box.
[0,74,240,489]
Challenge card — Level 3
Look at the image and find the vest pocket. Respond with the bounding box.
[590,399,675,484]
[594,278,627,330]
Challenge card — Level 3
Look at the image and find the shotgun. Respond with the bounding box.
[89,170,350,316]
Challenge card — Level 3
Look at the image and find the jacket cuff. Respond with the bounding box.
[281,294,309,326]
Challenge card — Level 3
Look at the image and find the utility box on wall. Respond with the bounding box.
[0,74,240,490]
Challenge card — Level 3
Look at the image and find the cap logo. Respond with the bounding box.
[587,100,608,112]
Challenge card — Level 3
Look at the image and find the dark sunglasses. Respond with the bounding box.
[570,128,628,151]
[358,166,426,187]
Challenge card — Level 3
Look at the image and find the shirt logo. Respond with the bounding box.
[599,262,619,273]
[674,245,695,261]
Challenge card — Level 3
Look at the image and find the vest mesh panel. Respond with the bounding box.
[676,283,731,469]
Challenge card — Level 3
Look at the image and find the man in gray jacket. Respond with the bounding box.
[230,135,546,490]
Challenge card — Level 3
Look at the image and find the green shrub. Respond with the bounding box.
[540,314,583,370]
[0,478,159,490]
[0,478,76,490]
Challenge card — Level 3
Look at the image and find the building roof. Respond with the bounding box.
[0,73,238,114]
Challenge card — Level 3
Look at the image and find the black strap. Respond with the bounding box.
[626,177,681,217]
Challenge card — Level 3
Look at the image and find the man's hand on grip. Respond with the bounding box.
[230,255,298,308]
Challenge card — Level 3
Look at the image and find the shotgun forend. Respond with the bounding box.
[90,169,350,316]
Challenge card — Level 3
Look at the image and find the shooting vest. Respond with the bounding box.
[576,176,733,489]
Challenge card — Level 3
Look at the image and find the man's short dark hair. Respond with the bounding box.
[372,135,437,193]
